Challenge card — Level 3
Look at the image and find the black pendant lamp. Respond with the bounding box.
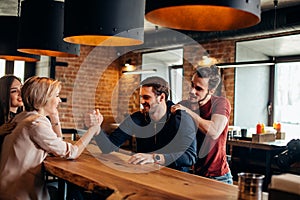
[145,0,261,31]
[0,16,40,62]
[17,0,80,57]
[63,0,145,46]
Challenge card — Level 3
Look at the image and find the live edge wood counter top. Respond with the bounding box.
[44,144,239,200]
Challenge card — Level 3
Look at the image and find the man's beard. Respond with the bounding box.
[142,101,159,115]
[142,103,150,113]
[189,90,209,105]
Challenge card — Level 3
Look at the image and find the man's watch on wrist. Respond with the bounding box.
[153,154,161,164]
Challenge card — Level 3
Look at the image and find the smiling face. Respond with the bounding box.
[189,74,212,106]
[43,88,61,116]
[10,78,23,113]
[139,86,166,117]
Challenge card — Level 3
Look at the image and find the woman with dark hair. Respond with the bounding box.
[0,74,23,126]
[0,75,23,148]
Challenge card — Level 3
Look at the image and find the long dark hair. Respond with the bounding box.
[0,75,23,125]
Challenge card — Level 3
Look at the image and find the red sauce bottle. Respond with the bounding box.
[256,123,262,134]
[276,122,281,132]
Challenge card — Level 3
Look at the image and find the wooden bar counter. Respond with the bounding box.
[44,144,240,200]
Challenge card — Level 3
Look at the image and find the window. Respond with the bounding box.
[0,59,25,82]
[234,63,300,139]
[142,48,183,102]
[169,66,183,104]
[274,62,300,139]
[14,60,25,81]
[234,37,300,139]
[234,65,270,130]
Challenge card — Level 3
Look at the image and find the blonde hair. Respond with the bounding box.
[21,76,61,111]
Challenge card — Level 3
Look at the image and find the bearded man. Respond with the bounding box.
[92,76,197,172]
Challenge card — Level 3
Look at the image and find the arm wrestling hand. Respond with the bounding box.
[84,109,103,135]
[85,109,103,127]
[89,109,103,135]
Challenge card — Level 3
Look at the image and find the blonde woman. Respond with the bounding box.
[0,76,102,200]
[0,75,63,149]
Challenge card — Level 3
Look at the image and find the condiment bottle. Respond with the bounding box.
[261,123,265,133]
[273,122,277,130]
[276,122,281,132]
[273,122,281,132]
[256,123,262,134]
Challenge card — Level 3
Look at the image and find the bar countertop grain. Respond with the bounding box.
[44,143,241,200]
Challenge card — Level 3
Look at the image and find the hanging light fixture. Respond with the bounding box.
[198,51,218,67]
[63,0,145,46]
[123,59,136,72]
[0,17,40,62]
[17,0,80,57]
[145,0,261,31]
[0,16,40,62]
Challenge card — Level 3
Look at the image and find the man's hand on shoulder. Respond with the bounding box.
[171,104,187,113]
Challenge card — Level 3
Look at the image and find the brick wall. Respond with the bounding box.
[56,46,120,130]
[56,40,237,129]
[56,46,144,132]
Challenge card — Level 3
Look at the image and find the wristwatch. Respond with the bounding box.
[153,154,161,164]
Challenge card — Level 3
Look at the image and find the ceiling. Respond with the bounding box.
[1,0,300,58]
[0,0,299,14]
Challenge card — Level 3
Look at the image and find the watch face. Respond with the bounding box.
[155,154,160,162]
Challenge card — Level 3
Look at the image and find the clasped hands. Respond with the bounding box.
[84,110,156,165]
[84,109,103,135]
